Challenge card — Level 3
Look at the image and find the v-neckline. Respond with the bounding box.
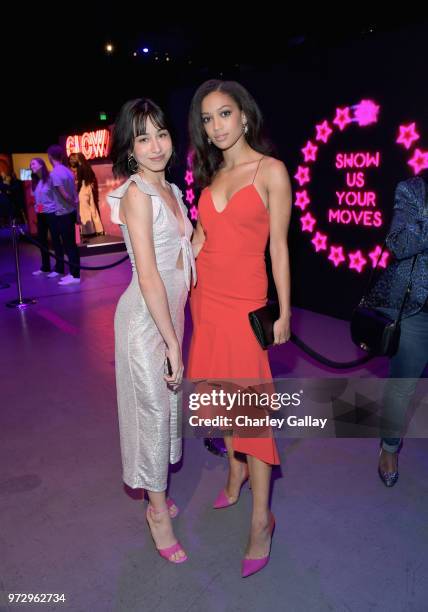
[147,180,186,237]
[207,183,255,214]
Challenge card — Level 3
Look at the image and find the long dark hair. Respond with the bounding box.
[188,80,272,188]
[110,98,175,179]
[70,152,96,192]
[31,158,50,191]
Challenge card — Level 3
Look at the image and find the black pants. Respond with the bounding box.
[36,212,64,273]
[54,212,80,278]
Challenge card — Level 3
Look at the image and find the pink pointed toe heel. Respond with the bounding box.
[213,465,249,509]
[146,505,187,564]
[241,512,275,578]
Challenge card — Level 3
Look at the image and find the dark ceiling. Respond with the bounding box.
[2,8,427,151]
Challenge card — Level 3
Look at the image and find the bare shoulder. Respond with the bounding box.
[122,181,151,207]
[260,157,290,187]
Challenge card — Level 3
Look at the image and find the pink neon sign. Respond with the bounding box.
[396,123,420,150]
[301,141,318,162]
[315,121,333,143]
[408,148,428,174]
[352,100,379,126]
[294,99,426,273]
[66,129,110,160]
[294,190,310,211]
[333,107,352,131]
[294,166,310,186]
[182,151,198,220]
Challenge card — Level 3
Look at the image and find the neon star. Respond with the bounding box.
[396,123,420,150]
[369,245,381,267]
[328,246,346,267]
[349,250,367,273]
[353,100,380,126]
[369,246,390,269]
[408,149,428,175]
[294,166,310,186]
[185,170,194,186]
[294,190,310,211]
[186,189,195,205]
[311,232,327,252]
[301,212,316,232]
[315,121,333,143]
[301,140,318,162]
[333,107,352,131]
[190,206,198,221]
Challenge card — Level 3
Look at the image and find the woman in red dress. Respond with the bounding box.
[187,80,292,577]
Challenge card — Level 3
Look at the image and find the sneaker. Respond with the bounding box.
[47,271,61,278]
[58,274,81,285]
[32,269,46,276]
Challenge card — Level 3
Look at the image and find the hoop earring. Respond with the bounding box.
[127,154,139,173]
[243,124,249,135]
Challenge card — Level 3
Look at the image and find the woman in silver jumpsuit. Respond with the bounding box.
[108,98,196,563]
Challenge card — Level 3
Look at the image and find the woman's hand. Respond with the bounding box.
[164,342,184,387]
[273,315,291,345]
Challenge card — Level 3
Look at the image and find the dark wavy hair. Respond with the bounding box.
[110,98,175,179]
[31,158,50,191]
[69,152,96,191]
[188,80,272,188]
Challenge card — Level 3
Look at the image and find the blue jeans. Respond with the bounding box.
[381,309,428,453]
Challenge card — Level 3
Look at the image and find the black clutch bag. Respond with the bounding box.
[248,302,280,349]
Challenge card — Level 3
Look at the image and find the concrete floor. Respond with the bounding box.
[0,230,427,612]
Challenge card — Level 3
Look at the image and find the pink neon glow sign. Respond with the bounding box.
[294,99,425,273]
[66,129,110,160]
[183,150,198,220]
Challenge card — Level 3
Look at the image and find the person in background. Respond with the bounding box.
[47,145,81,285]
[0,168,26,226]
[69,153,104,239]
[363,173,428,486]
[29,158,64,278]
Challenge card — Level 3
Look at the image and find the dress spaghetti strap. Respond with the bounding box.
[252,157,265,184]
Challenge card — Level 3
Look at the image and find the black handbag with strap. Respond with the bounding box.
[350,255,417,357]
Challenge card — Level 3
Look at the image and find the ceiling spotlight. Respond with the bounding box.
[133,51,137,57]
[362,25,376,35]
[143,47,149,54]
[105,43,114,54]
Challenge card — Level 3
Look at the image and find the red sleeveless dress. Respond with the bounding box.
[187,176,280,466]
